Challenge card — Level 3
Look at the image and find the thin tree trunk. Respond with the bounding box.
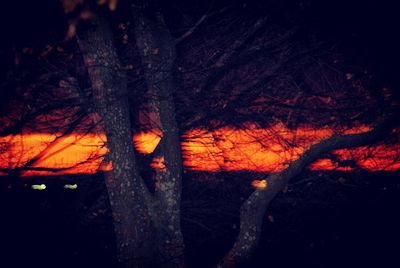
[132,4,185,267]
[218,117,389,267]
[77,17,154,268]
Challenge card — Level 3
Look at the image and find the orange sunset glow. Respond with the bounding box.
[1,124,399,177]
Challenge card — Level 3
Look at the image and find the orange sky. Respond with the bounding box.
[0,124,399,176]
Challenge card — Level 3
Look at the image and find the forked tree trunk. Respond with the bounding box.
[217,117,389,267]
[77,17,154,268]
[132,4,185,267]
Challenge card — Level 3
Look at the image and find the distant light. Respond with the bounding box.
[64,184,78,190]
[31,184,46,190]
[251,179,268,189]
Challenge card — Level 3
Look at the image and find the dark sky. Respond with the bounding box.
[304,0,400,88]
[0,0,399,87]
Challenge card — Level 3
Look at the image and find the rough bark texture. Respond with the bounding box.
[132,4,185,267]
[217,117,389,267]
[77,17,154,268]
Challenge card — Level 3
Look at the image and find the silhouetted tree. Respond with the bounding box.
[1,1,399,267]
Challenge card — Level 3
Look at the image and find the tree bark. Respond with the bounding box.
[77,17,154,268]
[131,4,185,267]
[217,117,389,267]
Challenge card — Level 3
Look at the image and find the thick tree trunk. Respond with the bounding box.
[132,4,185,267]
[77,17,154,267]
[218,117,389,267]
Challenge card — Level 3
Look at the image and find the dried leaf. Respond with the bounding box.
[14,54,21,66]
[66,22,77,40]
[108,0,118,11]
[22,47,33,54]
[346,73,353,80]
[80,10,94,20]
[62,0,83,13]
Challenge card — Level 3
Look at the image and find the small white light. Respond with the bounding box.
[64,184,78,190]
[31,184,46,190]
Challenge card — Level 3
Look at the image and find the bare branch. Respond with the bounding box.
[176,14,209,45]
[212,16,268,68]
[175,2,230,45]
[218,115,391,267]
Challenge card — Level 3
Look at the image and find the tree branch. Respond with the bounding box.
[175,13,209,45]
[212,16,268,68]
[175,2,230,45]
[217,115,391,267]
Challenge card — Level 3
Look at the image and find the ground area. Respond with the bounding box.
[1,171,399,268]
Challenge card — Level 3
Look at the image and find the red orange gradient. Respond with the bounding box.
[0,124,399,176]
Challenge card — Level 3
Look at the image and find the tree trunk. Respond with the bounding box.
[218,117,389,267]
[77,17,154,267]
[132,4,185,267]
